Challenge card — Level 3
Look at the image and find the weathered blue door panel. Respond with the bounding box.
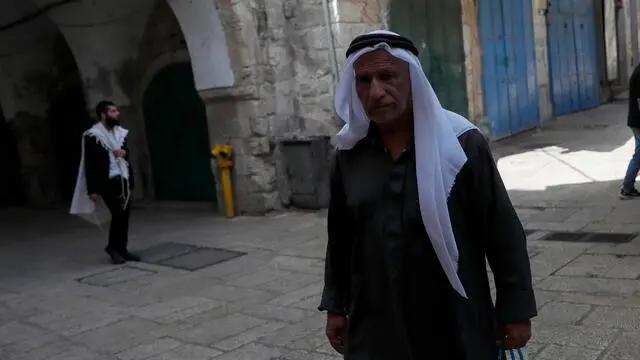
[479,0,539,137]
[575,3,600,109]
[548,0,599,116]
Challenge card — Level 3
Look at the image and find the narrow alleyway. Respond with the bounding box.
[1,101,640,359]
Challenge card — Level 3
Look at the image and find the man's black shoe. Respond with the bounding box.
[105,248,126,265]
[121,251,141,262]
[621,188,640,200]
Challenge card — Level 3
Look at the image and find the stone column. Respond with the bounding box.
[461,0,484,126]
[532,0,553,123]
[0,36,59,208]
[626,0,639,70]
[621,0,637,81]
[618,0,630,83]
[197,0,282,215]
[200,87,281,215]
[331,0,388,65]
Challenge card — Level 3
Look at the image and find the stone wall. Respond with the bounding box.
[620,0,640,84]
[8,112,59,208]
[4,33,94,209]
[196,0,282,214]
[192,0,388,214]
[41,0,156,107]
[623,0,639,73]
[531,1,553,124]
[0,7,61,208]
[113,0,640,216]
[460,0,483,125]
[3,0,496,213]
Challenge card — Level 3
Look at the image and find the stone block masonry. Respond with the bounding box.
[194,0,387,214]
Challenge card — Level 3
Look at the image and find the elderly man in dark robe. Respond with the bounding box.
[319,30,537,359]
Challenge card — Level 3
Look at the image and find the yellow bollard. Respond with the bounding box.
[211,144,235,218]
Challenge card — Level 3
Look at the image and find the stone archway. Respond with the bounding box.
[128,0,238,205]
[0,0,239,209]
[165,0,234,90]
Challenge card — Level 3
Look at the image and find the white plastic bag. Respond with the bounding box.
[499,346,529,360]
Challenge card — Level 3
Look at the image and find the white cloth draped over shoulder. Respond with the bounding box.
[69,122,131,225]
[333,30,478,298]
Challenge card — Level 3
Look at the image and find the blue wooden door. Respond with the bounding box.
[479,0,539,138]
[547,0,599,115]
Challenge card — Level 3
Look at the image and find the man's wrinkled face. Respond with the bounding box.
[354,49,411,125]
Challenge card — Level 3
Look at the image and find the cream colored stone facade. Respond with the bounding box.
[191,0,388,213]
[4,0,640,214]
[0,0,391,213]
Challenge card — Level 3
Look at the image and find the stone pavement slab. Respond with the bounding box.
[3,103,640,359]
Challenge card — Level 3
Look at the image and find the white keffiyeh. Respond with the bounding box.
[69,122,131,225]
[334,30,477,298]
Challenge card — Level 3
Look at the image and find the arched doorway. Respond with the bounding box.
[0,107,25,208]
[142,62,217,202]
[47,34,92,202]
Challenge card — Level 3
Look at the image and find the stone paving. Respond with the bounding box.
[2,101,640,359]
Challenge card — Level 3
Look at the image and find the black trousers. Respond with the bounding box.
[100,177,132,252]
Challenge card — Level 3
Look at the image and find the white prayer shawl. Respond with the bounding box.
[69,122,131,225]
[334,30,478,298]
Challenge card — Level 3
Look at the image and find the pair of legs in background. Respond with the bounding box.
[622,127,640,199]
[101,177,139,264]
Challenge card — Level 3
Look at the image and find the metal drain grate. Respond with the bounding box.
[540,232,636,244]
[137,242,247,271]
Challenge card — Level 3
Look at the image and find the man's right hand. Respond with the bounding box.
[326,313,347,354]
[113,149,126,158]
[89,194,98,201]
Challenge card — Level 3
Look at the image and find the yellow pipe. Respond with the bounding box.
[220,166,234,218]
[212,144,235,218]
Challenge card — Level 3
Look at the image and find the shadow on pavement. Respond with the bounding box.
[491,102,633,163]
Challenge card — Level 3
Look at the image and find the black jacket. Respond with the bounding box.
[84,133,135,195]
[320,127,536,360]
[628,64,640,128]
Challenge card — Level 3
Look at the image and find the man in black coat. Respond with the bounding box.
[319,31,537,359]
[84,101,139,264]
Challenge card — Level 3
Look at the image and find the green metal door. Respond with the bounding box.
[389,0,468,116]
[143,62,217,202]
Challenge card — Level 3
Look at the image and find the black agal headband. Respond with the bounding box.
[345,33,419,58]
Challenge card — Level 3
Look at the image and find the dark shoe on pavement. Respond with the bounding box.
[120,251,141,262]
[620,188,640,200]
[105,248,126,265]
